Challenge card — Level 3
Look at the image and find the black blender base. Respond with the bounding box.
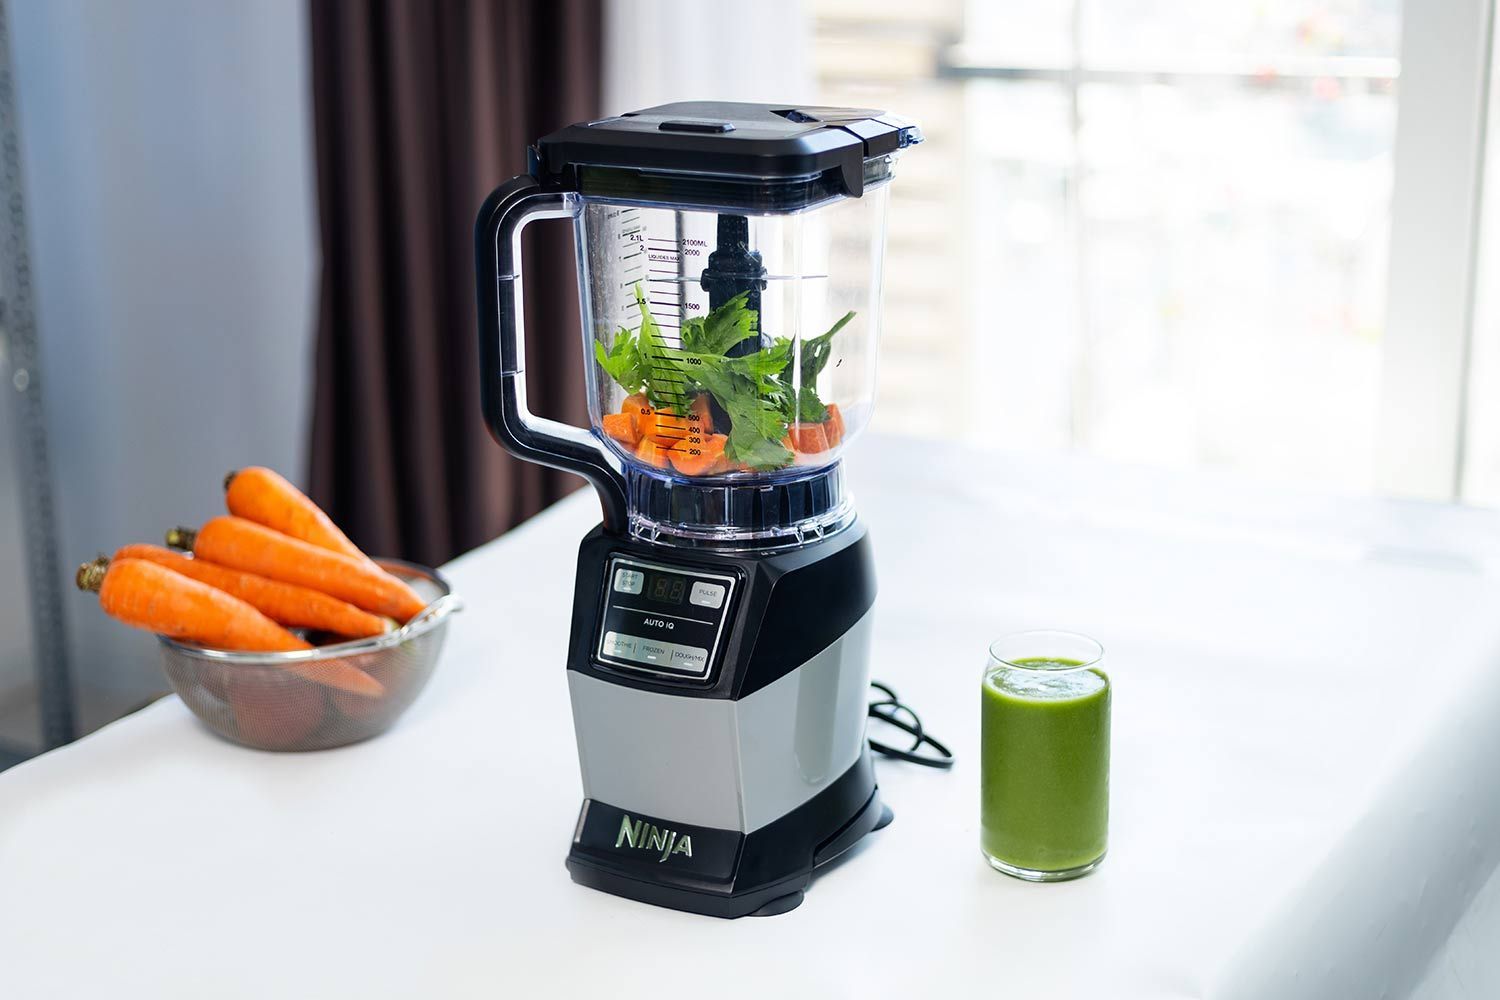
[565,753,889,919]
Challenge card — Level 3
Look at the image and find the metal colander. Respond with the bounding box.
[158,559,462,751]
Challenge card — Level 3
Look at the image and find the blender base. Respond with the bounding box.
[565,749,890,919]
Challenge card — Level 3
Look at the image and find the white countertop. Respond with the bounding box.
[2,437,1498,999]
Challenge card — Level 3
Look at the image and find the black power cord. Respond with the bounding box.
[867,680,954,769]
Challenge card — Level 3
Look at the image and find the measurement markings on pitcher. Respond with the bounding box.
[635,233,701,443]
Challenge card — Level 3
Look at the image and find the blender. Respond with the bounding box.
[474,102,920,917]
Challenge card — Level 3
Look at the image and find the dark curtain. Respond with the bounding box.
[307,0,600,566]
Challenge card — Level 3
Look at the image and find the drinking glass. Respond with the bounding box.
[980,630,1110,881]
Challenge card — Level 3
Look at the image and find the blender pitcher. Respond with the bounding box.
[475,102,920,917]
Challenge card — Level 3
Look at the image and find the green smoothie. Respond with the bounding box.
[980,657,1110,876]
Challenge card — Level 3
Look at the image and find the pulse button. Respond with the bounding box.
[689,581,726,609]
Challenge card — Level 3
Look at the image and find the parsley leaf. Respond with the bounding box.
[773,311,854,425]
[681,291,758,355]
[593,286,850,471]
[634,285,687,414]
[593,327,643,392]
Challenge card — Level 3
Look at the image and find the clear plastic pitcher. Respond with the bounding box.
[476,103,920,545]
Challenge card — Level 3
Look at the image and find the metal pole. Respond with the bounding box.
[0,0,77,749]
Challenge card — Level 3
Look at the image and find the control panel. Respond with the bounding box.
[595,556,736,680]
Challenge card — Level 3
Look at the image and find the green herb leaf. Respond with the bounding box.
[594,327,643,392]
[696,291,759,354]
[725,430,793,470]
[786,386,828,424]
[593,285,852,472]
[775,310,854,389]
[635,285,686,414]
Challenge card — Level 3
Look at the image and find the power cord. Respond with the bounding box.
[867,680,954,769]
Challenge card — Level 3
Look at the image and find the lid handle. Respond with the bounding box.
[657,119,735,134]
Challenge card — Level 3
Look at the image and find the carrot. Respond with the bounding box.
[634,435,671,469]
[228,671,329,749]
[622,393,652,437]
[624,393,688,449]
[789,422,830,453]
[77,557,384,697]
[824,403,845,447]
[636,409,661,446]
[670,433,728,476]
[225,466,370,565]
[688,394,715,436]
[167,517,427,622]
[111,544,390,639]
[601,412,638,446]
[79,557,309,652]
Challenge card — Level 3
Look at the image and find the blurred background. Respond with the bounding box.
[1,0,1495,764]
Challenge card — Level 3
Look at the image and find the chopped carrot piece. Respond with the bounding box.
[824,403,846,446]
[789,422,830,453]
[669,434,728,476]
[635,435,670,469]
[637,409,658,444]
[688,394,715,436]
[602,412,638,446]
[622,393,653,438]
[650,408,692,450]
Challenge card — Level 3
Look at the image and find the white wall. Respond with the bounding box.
[603,0,811,112]
[9,0,318,717]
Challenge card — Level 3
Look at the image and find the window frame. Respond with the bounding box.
[1378,0,1495,499]
[925,1,1500,501]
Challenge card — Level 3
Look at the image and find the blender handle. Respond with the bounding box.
[475,175,629,533]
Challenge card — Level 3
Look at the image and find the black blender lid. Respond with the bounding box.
[532,102,922,208]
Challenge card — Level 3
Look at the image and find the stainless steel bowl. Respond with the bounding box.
[158,559,462,751]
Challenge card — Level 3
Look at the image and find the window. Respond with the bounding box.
[814,0,1499,502]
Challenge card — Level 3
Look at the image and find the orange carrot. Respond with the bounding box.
[602,412,638,446]
[634,436,671,469]
[636,409,661,446]
[225,467,369,564]
[688,394,715,435]
[77,557,384,697]
[228,671,329,748]
[823,403,846,447]
[79,557,309,652]
[622,393,652,437]
[789,422,830,453]
[167,517,427,622]
[670,433,728,476]
[112,544,389,639]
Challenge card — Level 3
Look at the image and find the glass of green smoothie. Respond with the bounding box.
[981,630,1109,881]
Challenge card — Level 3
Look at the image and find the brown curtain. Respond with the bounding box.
[307,0,600,567]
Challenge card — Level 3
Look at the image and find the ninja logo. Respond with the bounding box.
[615,814,695,863]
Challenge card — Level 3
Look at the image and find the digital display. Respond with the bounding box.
[647,573,687,605]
